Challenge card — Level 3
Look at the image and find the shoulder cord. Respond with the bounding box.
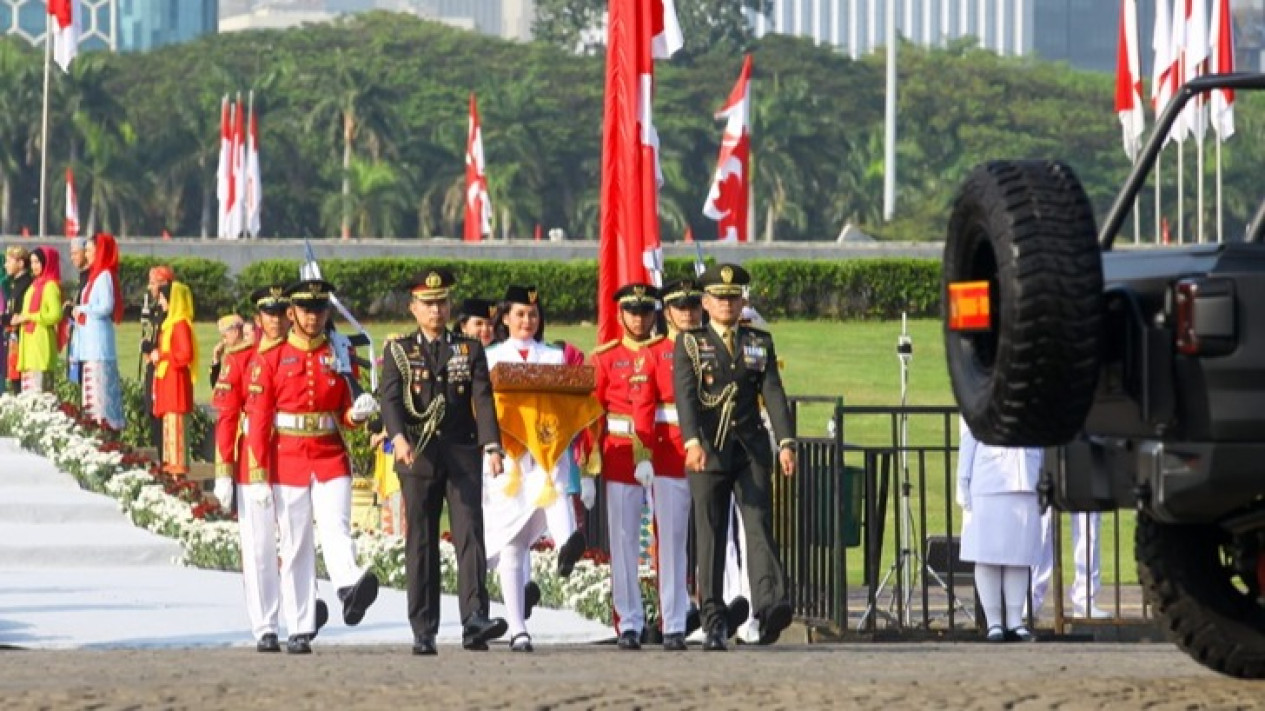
[684,332,737,449]
[389,339,445,450]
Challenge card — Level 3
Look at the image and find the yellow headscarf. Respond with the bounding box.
[158,282,199,382]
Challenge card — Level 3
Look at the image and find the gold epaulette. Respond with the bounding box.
[593,339,620,355]
[256,336,284,353]
[645,334,665,347]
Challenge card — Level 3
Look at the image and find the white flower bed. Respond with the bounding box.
[0,393,623,625]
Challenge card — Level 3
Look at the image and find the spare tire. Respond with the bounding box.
[943,160,1103,446]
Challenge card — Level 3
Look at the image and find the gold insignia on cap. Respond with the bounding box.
[633,285,645,298]
[426,272,442,288]
[310,282,325,295]
[721,266,734,284]
[270,287,284,298]
[488,306,496,318]
[527,288,538,304]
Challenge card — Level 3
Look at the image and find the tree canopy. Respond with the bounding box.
[0,11,1260,242]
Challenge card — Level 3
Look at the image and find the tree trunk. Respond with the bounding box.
[341,111,353,240]
[501,205,510,240]
[1,175,10,235]
[200,155,211,238]
[764,203,775,243]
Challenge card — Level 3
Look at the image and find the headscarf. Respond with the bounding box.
[25,246,63,336]
[83,233,124,324]
[158,281,198,382]
[149,265,175,285]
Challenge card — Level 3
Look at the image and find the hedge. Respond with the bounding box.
[111,256,942,322]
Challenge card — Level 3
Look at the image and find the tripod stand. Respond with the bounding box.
[858,315,975,630]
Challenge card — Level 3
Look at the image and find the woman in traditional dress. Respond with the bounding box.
[71,234,125,430]
[13,247,65,393]
[956,416,1043,642]
[152,282,197,476]
[483,285,594,652]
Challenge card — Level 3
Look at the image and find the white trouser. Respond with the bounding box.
[274,476,363,636]
[652,476,691,635]
[237,483,280,640]
[976,563,1030,630]
[607,481,648,634]
[1032,510,1102,613]
[544,486,577,545]
[498,520,539,637]
[722,495,756,638]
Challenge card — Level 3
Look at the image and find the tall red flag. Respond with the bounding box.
[64,167,79,238]
[703,55,753,242]
[464,93,492,242]
[48,0,80,72]
[1114,0,1145,160]
[1210,0,1235,140]
[597,0,682,343]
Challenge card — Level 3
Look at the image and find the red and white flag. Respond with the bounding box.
[1115,1,1145,160]
[64,167,79,238]
[597,0,682,343]
[1167,0,1188,143]
[47,0,80,72]
[703,54,752,242]
[1209,0,1235,140]
[245,96,262,237]
[464,93,492,243]
[1182,0,1210,144]
[1151,0,1174,120]
[215,95,229,238]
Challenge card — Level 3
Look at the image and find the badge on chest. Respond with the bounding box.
[742,342,768,372]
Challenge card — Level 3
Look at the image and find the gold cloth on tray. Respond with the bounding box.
[491,363,603,508]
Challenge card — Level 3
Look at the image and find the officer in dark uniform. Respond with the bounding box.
[674,263,797,651]
[379,268,508,656]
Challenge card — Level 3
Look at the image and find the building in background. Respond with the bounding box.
[217,0,532,40]
[1,0,218,53]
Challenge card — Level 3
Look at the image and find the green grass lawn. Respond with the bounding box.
[112,318,1136,586]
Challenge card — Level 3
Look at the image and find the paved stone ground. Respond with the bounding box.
[1,641,1261,710]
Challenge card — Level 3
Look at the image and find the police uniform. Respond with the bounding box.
[593,283,666,650]
[674,264,795,649]
[245,279,379,654]
[214,287,285,651]
[378,269,507,654]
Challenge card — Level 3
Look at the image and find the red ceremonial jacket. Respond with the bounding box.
[245,331,358,487]
[211,342,258,484]
[593,335,659,485]
[636,332,686,478]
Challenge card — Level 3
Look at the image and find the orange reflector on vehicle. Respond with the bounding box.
[947,281,991,331]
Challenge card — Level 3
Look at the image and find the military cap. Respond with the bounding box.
[699,263,750,297]
[459,297,498,320]
[503,284,540,306]
[660,278,703,307]
[217,314,245,332]
[408,268,456,301]
[285,278,336,309]
[250,284,290,314]
[614,283,660,311]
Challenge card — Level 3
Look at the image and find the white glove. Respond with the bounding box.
[213,477,234,509]
[350,393,379,423]
[246,483,273,505]
[955,481,971,513]
[634,460,655,488]
[580,477,597,510]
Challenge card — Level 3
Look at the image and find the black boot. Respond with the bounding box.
[556,531,586,577]
[412,634,438,656]
[756,602,793,646]
[256,633,281,653]
[338,571,380,626]
[286,634,312,654]
[725,597,751,638]
[462,614,508,650]
[524,581,541,620]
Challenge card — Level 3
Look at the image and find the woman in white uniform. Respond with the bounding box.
[956,416,1043,642]
[484,284,589,652]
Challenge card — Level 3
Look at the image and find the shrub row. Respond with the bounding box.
[110,256,942,321]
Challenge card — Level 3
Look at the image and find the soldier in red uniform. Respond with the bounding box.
[593,283,667,650]
[245,279,380,655]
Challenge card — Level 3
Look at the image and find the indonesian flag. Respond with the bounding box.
[231,94,247,239]
[597,0,682,343]
[48,0,80,72]
[1182,0,1210,144]
[64,168,79,238]
[1151,0,1174,119]
[1167,0,1187,143]
[215,95,229,238]
[703,55,752,242]
[245,99,262,237]
[1210,0,1235,140]
[464,93,492,242]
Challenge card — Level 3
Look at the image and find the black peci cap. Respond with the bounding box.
[698,263,750,297]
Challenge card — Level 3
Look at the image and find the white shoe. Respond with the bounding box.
[1072,604,1112,619]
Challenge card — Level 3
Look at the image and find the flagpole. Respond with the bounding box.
[38,16,53,240]
[1155,151,1162,243]
[1177,139,1184,244]
[1133,149,1140,245]
[882,0,896,222]
[1197,137,1205,243]
[1215,135,1223,243]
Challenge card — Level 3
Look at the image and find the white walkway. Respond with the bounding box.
[0,439,609,649]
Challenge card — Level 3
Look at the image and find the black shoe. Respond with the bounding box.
[256,633,281,653]
[462,614,508,651]
[617,629,641,650]
[412,634,438,656]
[685,605,701,637]
[1007,625,1038,643]
[703,624,728,652]
[556,531,585,578]
[756,602,793,646]
[725,597,751,638]
[663,632,687,651]
[338,571,380,627]
[524,581,541,620]
[312,599,329,640]
[286,634,312,654]
[509,632,534,653]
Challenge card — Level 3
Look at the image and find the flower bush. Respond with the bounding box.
[0,392,636,627]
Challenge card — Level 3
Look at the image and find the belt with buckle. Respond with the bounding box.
[606,414,634,437]
[275,411,339,436]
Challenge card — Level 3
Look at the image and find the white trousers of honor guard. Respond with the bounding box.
[236,483,280,640]
[274,475,366,635]
[607,476,691,636]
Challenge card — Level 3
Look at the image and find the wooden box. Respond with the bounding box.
[490,363,595,394]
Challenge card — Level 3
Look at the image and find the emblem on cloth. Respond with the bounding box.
[528,288,538,304]
[426,271,442,288]
[536,413,559,447]
[721,266,734,284]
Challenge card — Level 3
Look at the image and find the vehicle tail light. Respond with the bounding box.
[1172,277,1236,357]
[947,280,991,332]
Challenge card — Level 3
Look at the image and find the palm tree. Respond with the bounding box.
[751,75,820,241]
[320,158,408,238]
[306,49,400,239]
[76,118,140,235]
[0,41,40,234]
